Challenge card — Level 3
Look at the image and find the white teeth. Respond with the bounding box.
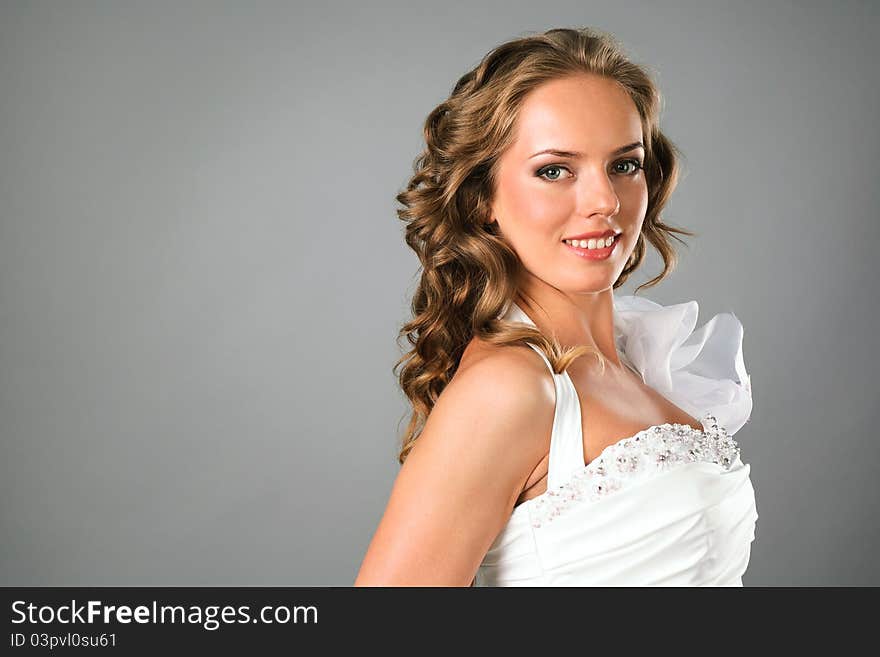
[564,234,617,250]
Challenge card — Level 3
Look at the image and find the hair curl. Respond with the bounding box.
[393,27,695,465]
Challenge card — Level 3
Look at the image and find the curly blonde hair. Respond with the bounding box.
[393,27,694,464]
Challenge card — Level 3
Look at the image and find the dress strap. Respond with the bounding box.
[522,343,587,488]
[504,302,586,487]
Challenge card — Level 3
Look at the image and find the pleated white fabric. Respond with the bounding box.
[474,295,758,587]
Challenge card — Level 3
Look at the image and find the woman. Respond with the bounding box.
[355,27,756,586]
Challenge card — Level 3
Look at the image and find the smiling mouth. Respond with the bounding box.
[562,233,620,250]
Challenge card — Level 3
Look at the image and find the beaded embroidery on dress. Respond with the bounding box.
[473,295,758,587]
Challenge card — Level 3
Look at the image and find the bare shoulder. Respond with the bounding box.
[353,338,555,585]
[455,333,554,384]
[452,335,555,416]
[433,337,557,489]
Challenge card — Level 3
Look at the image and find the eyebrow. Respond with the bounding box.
[528,141,645,159]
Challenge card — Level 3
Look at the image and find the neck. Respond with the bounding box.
[514,279,623,369]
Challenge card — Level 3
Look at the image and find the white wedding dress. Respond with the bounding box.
[474,295,758,586]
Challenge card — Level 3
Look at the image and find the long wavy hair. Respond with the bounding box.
[393,27,694,464]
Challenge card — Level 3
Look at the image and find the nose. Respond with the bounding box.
[576,167,620,218]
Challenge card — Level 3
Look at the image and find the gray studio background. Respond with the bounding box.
[1,0,877,586]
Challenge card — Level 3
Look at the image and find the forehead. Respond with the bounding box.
[509,74,643,156]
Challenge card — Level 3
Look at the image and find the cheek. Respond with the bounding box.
[622,178,649,217]
[504,177,570,231]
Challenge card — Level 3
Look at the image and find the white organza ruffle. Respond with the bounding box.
[613,295,753,436]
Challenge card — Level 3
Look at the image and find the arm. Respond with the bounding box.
[354,348,555,586]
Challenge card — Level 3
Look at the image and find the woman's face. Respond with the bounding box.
[490,73,649,295]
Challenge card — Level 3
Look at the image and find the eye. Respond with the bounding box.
[535,164,572,182]
[614,158,644,176]
[536,159,644,182]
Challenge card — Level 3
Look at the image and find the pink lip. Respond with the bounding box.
[562,229,619,241]
[562,234,620,261]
